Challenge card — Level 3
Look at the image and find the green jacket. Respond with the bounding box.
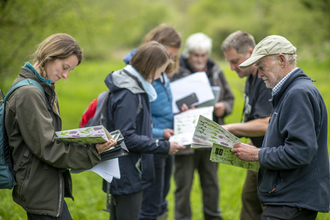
[5,66,101,217]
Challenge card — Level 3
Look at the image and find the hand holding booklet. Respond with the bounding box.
[192,115,259,172]
[55,125,129,161]
[55,125,128,183]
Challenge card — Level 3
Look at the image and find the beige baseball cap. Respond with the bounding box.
[239,35,296,68]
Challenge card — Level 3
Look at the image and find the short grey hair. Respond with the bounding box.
[221,30,255,55]
[181,33,212,59]
[269,54,297,65]
[284,54,297,64]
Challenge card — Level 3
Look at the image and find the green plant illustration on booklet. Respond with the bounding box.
[210,143,260,172]
[55,125,122,144]
[192,115,259,171]
[192,115,240,148]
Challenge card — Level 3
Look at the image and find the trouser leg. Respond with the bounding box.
[240,170,264,220]
[139,154,166,220]
[196,150,222,220]
[159,154,174,216]
[110,190,143,220]
[174,154,195,220]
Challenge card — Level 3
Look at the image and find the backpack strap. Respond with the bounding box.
[5,79,45,102]
[5,79,45,174]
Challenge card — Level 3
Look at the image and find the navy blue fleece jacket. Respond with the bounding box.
[258,68,329,212]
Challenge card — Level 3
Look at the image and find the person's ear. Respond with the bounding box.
[278,54,286,68]
[247,48,253,58]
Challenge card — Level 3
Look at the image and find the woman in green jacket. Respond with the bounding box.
[5,33,116,220]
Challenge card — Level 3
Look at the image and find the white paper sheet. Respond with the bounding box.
[198,86,221,108]
[169,106,214,146]
[71,158,120,183]
[170,72,214,114]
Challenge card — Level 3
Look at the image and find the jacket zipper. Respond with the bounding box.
[56,171,63,217]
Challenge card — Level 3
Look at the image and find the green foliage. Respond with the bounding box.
[1,59,329,220]
[2,0,330,89]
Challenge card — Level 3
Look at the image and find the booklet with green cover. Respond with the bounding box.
[192,115,260,171]
[55,125,123,144]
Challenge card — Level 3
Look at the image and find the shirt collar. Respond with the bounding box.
[272,67,298,96]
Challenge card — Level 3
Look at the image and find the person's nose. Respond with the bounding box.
[230,63,236,71]
[62,71,69,79]
[196,55,204,63]
[258,70,264,78]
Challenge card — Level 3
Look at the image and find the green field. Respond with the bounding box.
[0,59,329,220]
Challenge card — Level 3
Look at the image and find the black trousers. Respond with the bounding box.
[261,205,318,220]
[110,190,143,220]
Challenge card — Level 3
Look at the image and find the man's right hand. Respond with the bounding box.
[168,142,186,155]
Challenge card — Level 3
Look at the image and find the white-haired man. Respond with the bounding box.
[232,35,329,220]
[171,33,234,220]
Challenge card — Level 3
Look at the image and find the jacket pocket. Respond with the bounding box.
[16,153,33,201]
[258,169,280,194]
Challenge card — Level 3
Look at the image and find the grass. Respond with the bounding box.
[0,59,329,219]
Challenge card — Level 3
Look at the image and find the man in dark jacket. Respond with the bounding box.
[232,35,329,220]
[221,31,272,220]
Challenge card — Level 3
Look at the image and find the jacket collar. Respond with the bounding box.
[271,68,310,104]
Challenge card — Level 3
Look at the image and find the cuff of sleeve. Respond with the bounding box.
[88,144,101,162]
[159,139,170,154]
[258,148,265,168]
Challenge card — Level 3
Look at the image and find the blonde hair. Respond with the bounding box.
[131,41,170,82]
[33,33,82,78]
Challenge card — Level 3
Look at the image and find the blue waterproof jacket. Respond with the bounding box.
[150,73,173,138]
[258,68,329,212]
[104,69,170,195]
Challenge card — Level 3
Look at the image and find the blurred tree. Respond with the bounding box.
[0,0,171,88]
[301,0,330,38]
[0,0,79,88]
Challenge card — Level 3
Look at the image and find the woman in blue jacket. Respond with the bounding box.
[104,41,185,220]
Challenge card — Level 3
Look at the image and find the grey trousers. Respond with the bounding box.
[174,150,223,220]
[240,170,264,220]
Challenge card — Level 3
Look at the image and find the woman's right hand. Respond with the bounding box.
[169,142,186,155]
[96,139,117,154]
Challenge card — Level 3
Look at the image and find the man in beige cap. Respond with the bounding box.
[232,35,329,219]
[221,31,272,220]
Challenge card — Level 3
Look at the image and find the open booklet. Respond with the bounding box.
[55,126,129,161]
[55,125,122,144]
[192,115,259,172]
[169,106,214,146]
[55,126,127,183]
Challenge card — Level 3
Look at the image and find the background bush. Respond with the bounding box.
[1,0,330,219]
